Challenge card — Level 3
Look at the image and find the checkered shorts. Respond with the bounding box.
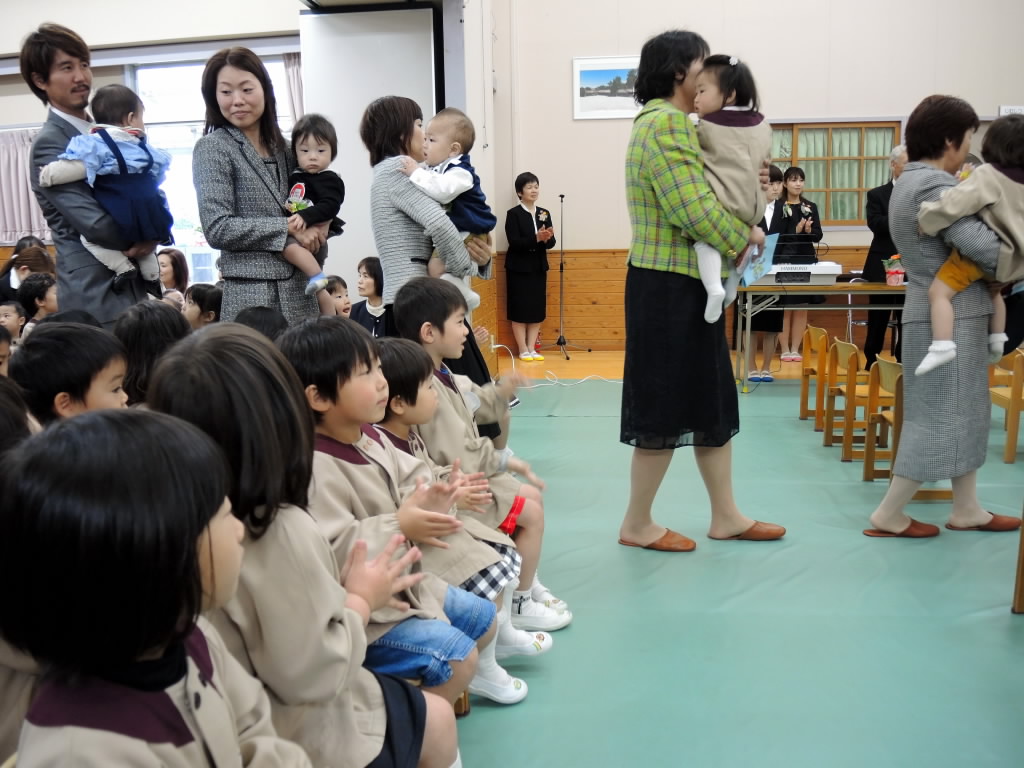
[459,543,522,601]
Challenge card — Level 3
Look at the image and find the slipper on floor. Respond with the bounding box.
[760,371,774,382]
[863,518,940,538]
[708,520,785,541]
[748,373,763,382]
[618,529,696,552]
[945,513,1021,532]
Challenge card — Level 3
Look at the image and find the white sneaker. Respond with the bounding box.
[511,593,572,631]
[531,580,570,613]
[468,671,528,704]
[496,623,553,660]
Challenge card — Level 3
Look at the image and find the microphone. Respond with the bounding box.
[559,194,565,200]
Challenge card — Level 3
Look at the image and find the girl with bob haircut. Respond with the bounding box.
[193,47,323,325]
[147,324,462,768]
[0,409,312,764]
[112,300,192,405]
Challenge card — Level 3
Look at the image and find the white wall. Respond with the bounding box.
[300,8,436,285]
[0,1,298,57]
[490,0,1024,250]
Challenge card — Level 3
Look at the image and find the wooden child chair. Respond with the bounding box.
[862,358,901,481]
[989,349,1024,463]
[823,339,892,461]
[798,324,829,430]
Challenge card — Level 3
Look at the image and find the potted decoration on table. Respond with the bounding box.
[883,254,905,285]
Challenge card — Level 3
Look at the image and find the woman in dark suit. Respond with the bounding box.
[746,165,785,381]
[776,166,823,361]
[504,172,555,361]
[0,240,55,304]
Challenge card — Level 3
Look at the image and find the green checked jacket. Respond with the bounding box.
[625,98,749,279]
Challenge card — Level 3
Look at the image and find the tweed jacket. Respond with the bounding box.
[192,127,318,324]
[307,429,450,643]
[695,109,772,228]
[625,99,750,279]
[370,156,491,305]
[414,368,523,532]
[31,111,149,327]
[208,505,387,768]
[918,163,1024,284]
[890,162,1001,481]
[14,619,311,768]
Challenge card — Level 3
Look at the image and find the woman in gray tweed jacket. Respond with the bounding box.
[865,95,1020,538]
[193,47,324,325]
[359,96,491,318]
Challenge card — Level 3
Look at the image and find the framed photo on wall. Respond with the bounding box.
[572,56,641,120]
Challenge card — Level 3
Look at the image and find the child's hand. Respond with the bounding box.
[341,536,425,613]
[473,325,490,345]
[288,213,307,231]
[450,461,492,514]
[398,477,465,547]
[507,457,545,490]
[399,156,420,176]
[495,371,529,400]
[748,225,765,247]
[957,163,975,182]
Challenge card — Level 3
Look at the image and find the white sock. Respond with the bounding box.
[915,340,956,376]
[696,241,726,323]
[473,633,511,684]
[989,332,1009,363]
[723,267,742,308]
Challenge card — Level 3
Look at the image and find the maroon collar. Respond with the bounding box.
[433,367,458,393]
[314,425,383,465]
[700,109,764,128]
[993,163,1024,185]
[377,426,413,456]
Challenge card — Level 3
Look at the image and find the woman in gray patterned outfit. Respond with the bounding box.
[358,96,491,332]
[193,47,324,325]
[865,95,1021,538]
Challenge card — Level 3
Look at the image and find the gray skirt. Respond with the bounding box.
[894,314,991,482]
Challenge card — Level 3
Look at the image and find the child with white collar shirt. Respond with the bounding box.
[399,107,497,311]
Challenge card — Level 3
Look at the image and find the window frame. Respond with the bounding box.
[770,121,902,227]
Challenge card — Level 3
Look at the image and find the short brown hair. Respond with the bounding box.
[19,24,90,106]
[905,95,979,162]
[200,47,285,156]
[360,96,424,166]
[0,245,55,280]
[433,107,475,154]
[292,113,338,161]
[91,84,142,127]
[982,114,1024,170]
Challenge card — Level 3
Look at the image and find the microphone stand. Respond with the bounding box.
[546,193,590,360]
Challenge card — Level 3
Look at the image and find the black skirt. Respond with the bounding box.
[506,269,547,323]
[621,265,739,449]
[366,673,427,768]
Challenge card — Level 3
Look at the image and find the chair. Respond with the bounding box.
[823,339,893,461]
[862,359,901,481]
[989,349,1024,463]
[798,324,829,430]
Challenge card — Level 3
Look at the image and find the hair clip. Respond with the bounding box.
[729,56,739,66]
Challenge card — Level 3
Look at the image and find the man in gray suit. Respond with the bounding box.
[20,24,156,328]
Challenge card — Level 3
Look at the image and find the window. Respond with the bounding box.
[770,122,901,226]
[133,60,293,284]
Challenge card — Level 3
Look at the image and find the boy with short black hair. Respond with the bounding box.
[325,275,351,317]
[393,277,572,632]
[8,322,127,424]
[0,326,11,377]
[0,301,26,347]
[17,273,58,340]
[278,317,528,704]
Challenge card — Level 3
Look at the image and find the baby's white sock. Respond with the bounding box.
[989,332,1009,363]
[450,751,462,768]
[696,241,726,323]
[915,340,956,375]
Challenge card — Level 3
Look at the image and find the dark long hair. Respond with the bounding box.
[158,248,189,294]
[0,410,229,678]
[633,30,709,106]
[147,324,314,538]
[699,55,759,112]
[0,245,55,280]
[112,301,192,405]
[200,47,286,155]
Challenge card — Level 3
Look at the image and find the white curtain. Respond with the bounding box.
[284,52,304,121]
[0,128,50,244]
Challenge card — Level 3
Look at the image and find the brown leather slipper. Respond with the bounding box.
[863,518,940,538]
[945,513,1022,532]
[618,529,696,552]
[708,520,786,541]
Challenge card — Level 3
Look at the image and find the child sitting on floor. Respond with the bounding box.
[399,108,496,311]
[394,277,573,632]
[915,114,1024,375]
[691,55,772,323]
[0,409,311,765]
[39,84,172,296]
[325,275,352,317]
[278,317,527,704]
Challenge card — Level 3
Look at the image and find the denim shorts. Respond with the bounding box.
[365,586,496,687]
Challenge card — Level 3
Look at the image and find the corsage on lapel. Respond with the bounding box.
[783,203,792,217]
[800,203,812,218]
[538,210,549,223]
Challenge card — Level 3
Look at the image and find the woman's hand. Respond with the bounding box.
[796,218,813,234]
[289,217,326,252]
[748,225,765,247]
[536,226,554,243]
[466,233,492,266]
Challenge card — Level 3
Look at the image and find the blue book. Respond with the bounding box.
[740,234,778,287]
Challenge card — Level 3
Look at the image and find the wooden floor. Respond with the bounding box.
[494,348,830,382]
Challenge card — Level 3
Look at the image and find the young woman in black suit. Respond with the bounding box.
[504,172,556,361]
[745,166,786,381]
[776,166,823,361]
